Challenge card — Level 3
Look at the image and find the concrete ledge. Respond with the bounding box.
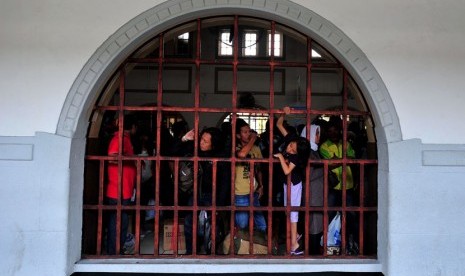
[423,150,465,166]
[0,143,33,161]
[74,259,382,274]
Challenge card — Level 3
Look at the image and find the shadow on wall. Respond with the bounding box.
[72,273,384,276]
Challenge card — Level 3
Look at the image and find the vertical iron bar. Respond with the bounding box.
[228,14,240,256]
[286,172,291,255]
[359,164,365,255]
[115,67,126,255]
[134,160,142,255]
[96,159,105,255]
[153,32,164,257]
[341,69,349,254]
[304,36,314,256]
[323,162,329,256]
[211,161,218,255]
[268,20,276,254]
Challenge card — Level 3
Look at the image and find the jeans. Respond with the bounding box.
[106,197,132,255]
[235,193,267,232]
[184,193,212,254]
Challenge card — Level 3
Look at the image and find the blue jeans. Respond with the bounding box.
[235,193,267,232]
[106,197,131,255]
[184,193,212,254]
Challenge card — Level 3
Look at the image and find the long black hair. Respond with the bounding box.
[200,127,224,156]
[288,136,311,170]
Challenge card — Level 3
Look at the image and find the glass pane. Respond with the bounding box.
[238,17,270,60]
[201,16,234,60]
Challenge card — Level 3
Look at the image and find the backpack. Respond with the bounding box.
[178,161,202,193]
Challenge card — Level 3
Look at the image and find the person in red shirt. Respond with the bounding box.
[106,114,137,255]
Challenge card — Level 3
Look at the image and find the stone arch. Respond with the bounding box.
[63,0,398,272]
[57,0,401,142]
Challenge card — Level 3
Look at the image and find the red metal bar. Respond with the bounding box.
[114,67,127,255]
[322,163,329,256]
[128,56,342,69]
[134,160,142,255]
[152,31,164,257]
[304,36,314,256]
[211,161,218,255]
[359,164,365,255]
[96,159,105,255]
[267,21,276,255]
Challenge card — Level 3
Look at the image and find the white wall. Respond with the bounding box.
[1,0,465,142]
[0,0,163,137]
[295,0,465,144]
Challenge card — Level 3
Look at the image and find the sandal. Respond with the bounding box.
[290,245,304,256]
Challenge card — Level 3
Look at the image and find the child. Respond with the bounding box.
[273,107,310,255]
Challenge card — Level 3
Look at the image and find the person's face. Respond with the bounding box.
[315,128,320,144]
[327,126,340,143]
[130,124,137,136]
[200,132,212,152]
[286,141,297,154]
[237,125,251,144]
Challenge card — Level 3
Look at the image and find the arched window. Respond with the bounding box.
[82,16,378,259]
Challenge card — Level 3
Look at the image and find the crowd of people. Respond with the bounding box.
[103,107,364,256]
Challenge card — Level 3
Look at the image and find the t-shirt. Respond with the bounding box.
[319,139,355,190]
[283,152,302,185]
[106,132,136,199]
[281,133,303,185]
[235,144,262,195]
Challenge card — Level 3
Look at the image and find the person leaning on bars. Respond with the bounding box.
[319,116,359,254]
[105,114,137,255]
[273,107,310,255]
[234,119,267,233]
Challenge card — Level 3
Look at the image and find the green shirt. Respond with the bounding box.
[319,139,355,190]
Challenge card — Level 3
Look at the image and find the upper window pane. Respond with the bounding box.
[267,32,282,57]
[219,30,233,56]
[243,31,257,56]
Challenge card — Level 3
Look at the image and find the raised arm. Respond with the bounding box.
[236,132,257,158]
[276,106,291,137]
[273,152,296,175]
